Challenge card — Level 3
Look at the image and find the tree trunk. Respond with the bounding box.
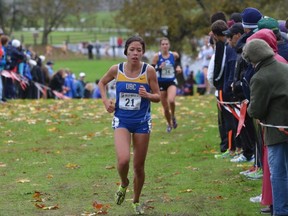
[42,30,50,45]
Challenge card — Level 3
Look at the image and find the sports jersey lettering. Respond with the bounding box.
[115,62,151,123]
[119,92,141,110]
[126,83,137,90]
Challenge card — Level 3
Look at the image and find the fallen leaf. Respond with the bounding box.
[65,163,80,169]
[17,179,30,183]
[46,174,53,179]
[0,162,7,167]
[105,165,115,170]
[81,212,96,216]
[48,127,59,132]
[35,203,59,210]
[180,189,193,193]
[92,201,110,215]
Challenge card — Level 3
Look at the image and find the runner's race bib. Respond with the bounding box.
[161,65,175,78]
[119,92,141,110]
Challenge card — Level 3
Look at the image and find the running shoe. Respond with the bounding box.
[230,154,249,163]
[246,169,263,180]
[247,154,255,163]
[214,150,235,159]
[172,117,178,129]
[260,206,272,214]
[166,125,172,133]
[115,183,128,205]
[132,202,144,215]
[239,166,257,175]
[250,194,262,203]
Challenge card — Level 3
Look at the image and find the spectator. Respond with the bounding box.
[74,72,86,98]
[48,69,68,98]
[95,40,101,59]
[87,42,93,60]
[244,38,288,216]
[92,79,101,99]
[45,61,54,78]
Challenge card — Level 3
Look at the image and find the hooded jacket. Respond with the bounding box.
[244,39,288,145]
[247,29,287,63]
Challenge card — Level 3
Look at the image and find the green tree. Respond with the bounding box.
[115,0,288,56]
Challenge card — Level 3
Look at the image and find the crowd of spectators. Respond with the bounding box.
[0,31,103,103]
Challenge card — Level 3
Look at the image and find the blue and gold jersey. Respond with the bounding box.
[156,51,176,82]
[114,62,151,123]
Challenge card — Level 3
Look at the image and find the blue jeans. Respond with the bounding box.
[268,142,288,216]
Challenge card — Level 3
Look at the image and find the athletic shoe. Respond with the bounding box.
[172,117,178,129]
[166,125,172,133]
[214,150,235,159]
[115,183,128,205]
[239,166,257,175]
[247,169,263,180]
[230,154,248,163]
[132,202,144,215]
[260,206,272,214]
[250,194,262,203]
[247,154,255,163]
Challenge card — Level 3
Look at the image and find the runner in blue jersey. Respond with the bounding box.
[98,35,160,215]
[151,37,182,132]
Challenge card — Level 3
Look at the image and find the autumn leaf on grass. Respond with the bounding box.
[185,166,199,171]
[161,195,172,203]
[32,191,43,202]
[81,212,96,216]
[65,163,80,169]
[209,195,224,200]
[17,178,30,183]
[0,162,7,167]
[48,127,59,132]
[35,203,59,210]
[46,174,54,179]
[105,165,115,170]
[92,201,110,215]
[180,189,193,193]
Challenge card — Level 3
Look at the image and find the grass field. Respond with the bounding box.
[12,11,130,46]
[52,58,124,83]
[0,94,263,215]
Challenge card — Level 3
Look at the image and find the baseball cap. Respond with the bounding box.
[12,39,21,48]
[254,17,279,33]
[79,72,86,77]
[222,23,244,37]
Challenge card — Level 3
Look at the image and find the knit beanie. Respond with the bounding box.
[242,39,274,63]
[241,7,263,29]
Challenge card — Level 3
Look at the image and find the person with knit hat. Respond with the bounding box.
[244,38,288,216]
[241,7,263,30]
[234,7,262,52]
[255,16,288,62]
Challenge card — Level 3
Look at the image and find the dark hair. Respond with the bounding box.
[230,12,242,23]
[159,37,169,44]
[210,11,227,24]
[1,35,9,45]
[124,35,145,55]
[211,20,228,36]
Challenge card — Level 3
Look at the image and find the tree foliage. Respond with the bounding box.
[115,0,288,56]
